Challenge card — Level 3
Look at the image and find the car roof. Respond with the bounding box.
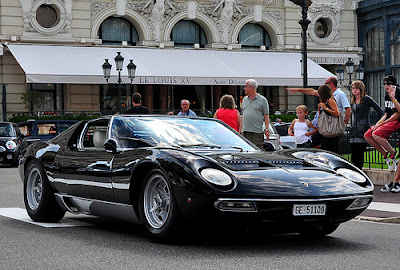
[17,119,79,125]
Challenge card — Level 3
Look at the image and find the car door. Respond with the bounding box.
[61,119,115,202]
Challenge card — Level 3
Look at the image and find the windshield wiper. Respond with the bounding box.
[226,145,243,152]
[179,143,221,149]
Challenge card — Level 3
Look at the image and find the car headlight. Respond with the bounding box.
[200,168,232,186]
[336,168,366,184]
[6,141,17,150]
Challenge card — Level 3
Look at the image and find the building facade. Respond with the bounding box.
[357,0,400,106]
[0,0,362,119]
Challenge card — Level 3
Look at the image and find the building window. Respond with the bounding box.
[365,27,385,69]
[36,4,59,28]
[98,17,139,45]
[390,24,400,66]
[27,84,63,113]
[238,23,271,50]
[314,18,330,38]
[171,20,207,48]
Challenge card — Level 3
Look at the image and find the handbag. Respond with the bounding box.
[317,100,345,138]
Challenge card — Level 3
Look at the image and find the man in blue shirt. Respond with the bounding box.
[177,99,197,116]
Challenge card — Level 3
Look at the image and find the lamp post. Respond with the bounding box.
[102,52,137,114]
[290,0,312,88]
[336,58,364,91]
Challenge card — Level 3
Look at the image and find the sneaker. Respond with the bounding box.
[380,182,395,192]
[391,182,400,193]
[385,156,396,172]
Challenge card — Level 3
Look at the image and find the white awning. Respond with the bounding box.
[6,44,333,86]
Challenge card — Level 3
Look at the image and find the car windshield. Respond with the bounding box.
[110,116,257,151]
[0,123,15,137]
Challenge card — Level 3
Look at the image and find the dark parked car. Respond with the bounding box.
[18,120,78,145]
[275,123,296,149]
[19,115,373,243]
[0,122,27,166]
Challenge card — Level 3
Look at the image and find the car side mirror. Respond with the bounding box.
[263,141,276,151]
[104,138,118,152]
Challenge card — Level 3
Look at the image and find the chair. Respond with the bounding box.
[93,130,107,148]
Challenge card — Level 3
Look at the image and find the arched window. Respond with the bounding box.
[238,23,271,50]
[365,27,385,69]
[98,17,139,45]
[171,20,207,48]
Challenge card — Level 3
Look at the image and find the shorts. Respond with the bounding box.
[364,121,400,140]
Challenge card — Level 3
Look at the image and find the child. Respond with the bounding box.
[288,105,318,148]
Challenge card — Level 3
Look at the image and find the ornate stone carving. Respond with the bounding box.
[264,10,282,26]
[91,2,112,18]
[20,0,74,35]
[307,0,344,45]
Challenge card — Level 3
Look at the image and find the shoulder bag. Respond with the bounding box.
[317,99,345,138]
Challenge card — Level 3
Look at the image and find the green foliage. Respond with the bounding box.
[9,114,99,123]
[20,90,45,109]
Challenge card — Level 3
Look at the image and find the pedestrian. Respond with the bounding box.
[274,118,282,126]
[288,105,318,148]
[287,84,341,153]
[125,92,149,114]
[213,94,241,132]
[364,75,400,173]
[288,76,351,150]
[349,80,383,170]
[177,99,197,116]
[377,75,400,192]
[241,79,270,149]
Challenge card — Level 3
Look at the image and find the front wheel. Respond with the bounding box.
[24,160,65,222]
[138,169,185,243]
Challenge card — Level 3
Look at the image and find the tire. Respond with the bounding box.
[24,160,65,222]
[11,152,19,167]
[138,169,185,243]
[299,224,339,238]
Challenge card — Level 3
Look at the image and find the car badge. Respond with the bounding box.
[300,181,309,188]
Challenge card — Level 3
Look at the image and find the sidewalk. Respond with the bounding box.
[357,185,400,223]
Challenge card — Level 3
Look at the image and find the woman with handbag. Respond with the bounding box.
[317,84,341,153]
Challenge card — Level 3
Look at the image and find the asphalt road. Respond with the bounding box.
[1,166,400,270]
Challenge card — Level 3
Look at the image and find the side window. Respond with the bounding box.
[60,122,75,133]
[13,125,21,136]
[37,123,57,135]
[19,124,33,136]
[81,121,109,149]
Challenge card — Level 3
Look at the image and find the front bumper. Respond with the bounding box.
[0,151,17,164]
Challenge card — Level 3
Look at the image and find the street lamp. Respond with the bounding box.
[335,58,364,90]
[290,0,312,89]
[102,52,137,113]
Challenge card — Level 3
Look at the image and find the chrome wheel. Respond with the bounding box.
[143,174,171,229]
[26,167,42,211]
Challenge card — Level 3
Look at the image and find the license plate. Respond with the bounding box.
[293,204,326,216]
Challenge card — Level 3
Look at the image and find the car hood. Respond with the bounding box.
[195,150,373,197]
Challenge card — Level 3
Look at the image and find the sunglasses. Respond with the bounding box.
[383,82,392,85]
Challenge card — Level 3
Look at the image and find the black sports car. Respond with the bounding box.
[19,115,373,242]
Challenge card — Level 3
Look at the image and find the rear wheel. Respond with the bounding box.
[138,169,185,243]
[24,160,65,222]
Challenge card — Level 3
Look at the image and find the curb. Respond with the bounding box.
[356,215,400,224]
